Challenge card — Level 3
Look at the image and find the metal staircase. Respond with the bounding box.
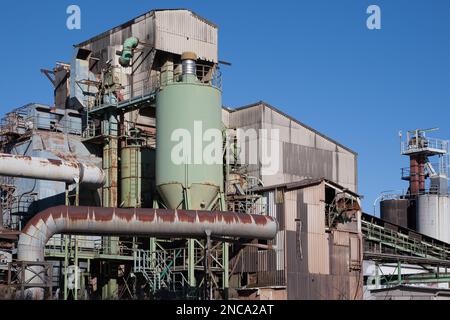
[133,248,188,294]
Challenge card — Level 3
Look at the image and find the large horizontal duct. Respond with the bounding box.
[18,205,277,299]
[0,153,104,187]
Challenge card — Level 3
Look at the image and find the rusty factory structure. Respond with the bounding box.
[0,8,398,301]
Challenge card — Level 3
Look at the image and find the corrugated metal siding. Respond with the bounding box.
[283,184,362,299]
[333,230,350,247]
[349,234,361,265]
[257,271,285,287]
[276,230,285,271]
[243,246,258,273]
[336,152,356,190]
[154,10,218,62]
[307,204,325,234]
[229,105,263,129]
[231,171,362,299]
[79,15,156,99]
[228,103,357,191]
[264,190,285,229]
[307,233,330,274]
[284,190,297,231]
[330,243,349,276]
[266,191,276,220]
[303,182,324,205]
[283,142,334,181]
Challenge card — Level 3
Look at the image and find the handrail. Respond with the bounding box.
[361,216,450,260]
[87,63,221,111]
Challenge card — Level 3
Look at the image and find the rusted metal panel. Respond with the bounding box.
[243,246,258,273]
[349,234,361,270]
[77,11,156,67]
[286,230,308,274]
[257,249,276,273]
[349,274,363,300]
[283,142,334,182]
[330,244,349,276]
[331,274,351,299]
[287,272,302,299]
[257,270,285,287]
[332,230,350,247]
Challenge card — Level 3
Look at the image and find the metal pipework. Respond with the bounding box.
[18,205,277,299]
[0,153,104,187]
[181,51,197,75]
[118,37,139,67]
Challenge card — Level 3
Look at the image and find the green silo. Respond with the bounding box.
[156,52,223,210]
[120,146,154,208]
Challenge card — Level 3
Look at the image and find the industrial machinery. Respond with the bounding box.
[0,8,369,301]
[0,10,277,300]
[364,129,450,296]
[155,52,224,211]
[379,128,450,241]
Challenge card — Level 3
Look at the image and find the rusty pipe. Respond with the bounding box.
[0,153,104,187]
[18,205,277,299]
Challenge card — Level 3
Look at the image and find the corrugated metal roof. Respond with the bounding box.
[226,101,358,156]
[251,177,360,198]
[154,10,218,62]
[75,9,217,48]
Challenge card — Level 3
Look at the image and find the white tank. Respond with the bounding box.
[417,194,450,243]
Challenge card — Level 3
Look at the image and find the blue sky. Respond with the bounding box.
[1,0,449,212]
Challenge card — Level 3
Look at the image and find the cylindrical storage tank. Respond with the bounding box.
[120,146,154,208]
[417,194,450,243]
[380,199,409,229]
[156,53,223,210]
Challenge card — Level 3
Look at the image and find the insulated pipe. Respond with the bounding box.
[0,153,104,187]
[18,205,277,299]
[118,37,139,67]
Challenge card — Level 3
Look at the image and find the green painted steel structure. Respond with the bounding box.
[362,214,450,287]
[155,68,228,295]
[156,74,223,210]
[120,146,154,208]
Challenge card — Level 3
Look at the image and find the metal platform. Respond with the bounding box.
[362,212,450,286]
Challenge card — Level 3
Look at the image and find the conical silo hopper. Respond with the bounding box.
[156,52,223,210]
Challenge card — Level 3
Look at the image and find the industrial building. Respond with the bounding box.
[363,128,450,298]
[0,8,448,301]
